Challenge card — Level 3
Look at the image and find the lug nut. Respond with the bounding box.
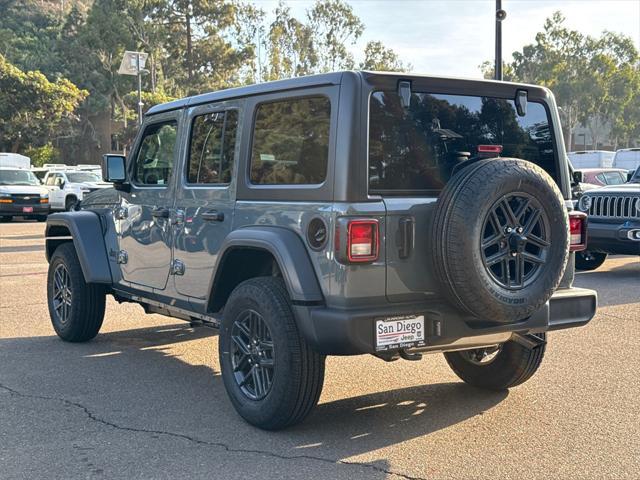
[506,227,513,233]
[511,252,517,257]
[517,227,523,233]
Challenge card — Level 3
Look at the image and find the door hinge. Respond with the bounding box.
[117,250,128,264]
[170,259,185,276]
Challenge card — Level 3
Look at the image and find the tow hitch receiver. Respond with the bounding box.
[511,333,546,349]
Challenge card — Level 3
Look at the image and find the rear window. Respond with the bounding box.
[369,91,556,194]
[250,96,330,185]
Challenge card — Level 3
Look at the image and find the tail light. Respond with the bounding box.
[477,145,503,154]
[348,220,379,262]
[335,219,379,264]
[569,211,587,251]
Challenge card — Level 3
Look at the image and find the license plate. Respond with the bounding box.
[22,207,33,213]
[375,315,426,351]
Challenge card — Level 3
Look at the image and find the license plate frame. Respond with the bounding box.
[375,314,426,351]
[22,206,34,213]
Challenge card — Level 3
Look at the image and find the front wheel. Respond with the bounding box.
[444,333,546,390]
[575,251,607,271]
[219,277,325,430]
[47,242,106,342]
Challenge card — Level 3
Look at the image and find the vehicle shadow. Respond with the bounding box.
[0,322,506,474]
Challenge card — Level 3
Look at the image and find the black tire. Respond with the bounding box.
[36,215,47,222]
[431,158,569,323]
[444,333,547,390]
[47,242,106,342]
[65,196,78,211]
[219,277,325,430]
[575,250,607,271]
[0,216,11,222]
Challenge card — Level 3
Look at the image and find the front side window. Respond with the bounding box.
[187,110,238,184]
[369,91,556,194]
[133,121,178,186]
[250,96,331,185]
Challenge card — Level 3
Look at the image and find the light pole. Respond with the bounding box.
[118,51,149,126]
[495,1,507,81]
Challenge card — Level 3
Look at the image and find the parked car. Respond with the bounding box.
[568,150,615,169]
[575,168,640,270]
[0,167,50,221]
[45,71,596,430]
[43,169,112,211]
[613,148,640,172]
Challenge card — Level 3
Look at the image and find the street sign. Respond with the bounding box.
[118,51,148,76]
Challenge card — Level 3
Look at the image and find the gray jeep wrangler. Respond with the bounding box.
[45,71,597,430]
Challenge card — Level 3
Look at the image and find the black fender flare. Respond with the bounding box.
[211,226,324,304]
[45,211,112,284]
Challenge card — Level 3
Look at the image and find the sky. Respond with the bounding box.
[254,0,640,78]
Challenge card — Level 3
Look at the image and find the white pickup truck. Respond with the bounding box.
[43,170,112,211]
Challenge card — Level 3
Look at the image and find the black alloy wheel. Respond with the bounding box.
[230,309,275,401]
[481,193,551,290]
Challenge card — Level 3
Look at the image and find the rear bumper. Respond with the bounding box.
[295,287,597,355]
[587,220,640,255]
[0,204,50,216]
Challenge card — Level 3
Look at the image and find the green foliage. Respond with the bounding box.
[492,11,640,149]
[0,54,88,152]
[24,143,61,167]
[360,41,410,72]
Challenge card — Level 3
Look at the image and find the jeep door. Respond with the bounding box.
[115,112,181,290]
[172,103,240,300]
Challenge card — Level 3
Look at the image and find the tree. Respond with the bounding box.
[360,41,410,72]
[0,54,87,152]
[263,2,318,81]
[489,12,640,150]
[308,0,364,71]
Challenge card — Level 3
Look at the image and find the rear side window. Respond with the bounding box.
[603,171,625,185]
[187,110,238,184]
[250,96,330,185]
[369,91,556,194]
[133,121,178,186]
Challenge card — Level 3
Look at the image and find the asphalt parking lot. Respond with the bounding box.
[1,220,639,479]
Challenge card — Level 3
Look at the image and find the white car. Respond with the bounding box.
[43,170,112,211]
[0,167,50,221]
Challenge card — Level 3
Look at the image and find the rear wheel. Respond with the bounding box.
[219,277,325,430]
[444,333,547,390]
[575,250,607,271]
[47,243,106,342]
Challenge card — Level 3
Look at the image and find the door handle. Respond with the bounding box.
[151,207,170,218]
[201,210,224,222]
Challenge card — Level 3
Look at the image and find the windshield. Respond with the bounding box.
[0,169,40,186]
[369,91,556,194]
[66,172,101,183]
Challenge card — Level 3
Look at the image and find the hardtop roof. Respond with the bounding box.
[146,70,551,116]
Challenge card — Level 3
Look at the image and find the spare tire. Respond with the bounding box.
[432,158,569,323]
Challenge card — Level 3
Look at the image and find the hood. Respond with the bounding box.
[0,185,49,195]
[76,182,112,189]
[585,183,640,195]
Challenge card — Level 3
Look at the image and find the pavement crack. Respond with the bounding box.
[0,383,427,480]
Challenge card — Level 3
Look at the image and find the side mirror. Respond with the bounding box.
[59,180,65,189]
[102,154,127,186]
[572,170,584,184]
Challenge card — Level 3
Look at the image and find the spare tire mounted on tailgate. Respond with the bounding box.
[432,158,569,323]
